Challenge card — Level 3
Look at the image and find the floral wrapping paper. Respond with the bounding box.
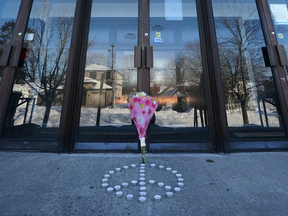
[127,92,159,141]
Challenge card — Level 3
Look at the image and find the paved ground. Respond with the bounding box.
[0,151,287,216]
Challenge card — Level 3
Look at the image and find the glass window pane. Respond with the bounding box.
[212,0,286,140]
[77,0,138,149]
[0,0,21,84]
[2,0,76,140]
[267,0,288,84]
[149,0,211,149]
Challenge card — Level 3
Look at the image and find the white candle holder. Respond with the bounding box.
[166,192,174,198]
[139,197,146,203]
[126,194,133,201]
[116,191,123,198]
[109,171,115,175]
[114,185,121,191]
[107,187,113,194]
[102,178,108,183]
[122,182,128,188]
[149,180,155,185]
[174,187,181,193]
[154,195,161,202]
[165,186,172,191]
[102,183,108,189]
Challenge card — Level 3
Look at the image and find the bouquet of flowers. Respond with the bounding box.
[127,92,159,163]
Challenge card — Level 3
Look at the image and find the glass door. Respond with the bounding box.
[0,0,21,85]
[76,0,139,151]
[75,0,213,151]
[211,0,287,145]
[148,0,212,151]
[1,0,77,142]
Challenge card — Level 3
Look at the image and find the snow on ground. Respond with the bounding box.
[12,102,281,128]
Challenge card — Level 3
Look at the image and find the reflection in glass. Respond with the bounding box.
[212,0,285,139]
[0,0,21,84]
[2,0,76,139]
[149,0,211,145]
[77,0,139,146]
[267,0,288,84]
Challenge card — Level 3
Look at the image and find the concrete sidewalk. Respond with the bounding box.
[0,151,287,216]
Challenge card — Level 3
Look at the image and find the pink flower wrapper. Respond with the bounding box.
[127,94,159,140]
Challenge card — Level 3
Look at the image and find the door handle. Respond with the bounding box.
[145,46,153,68]
[276,45,288,67]
[0,44,13,67]
[134,46,142,68]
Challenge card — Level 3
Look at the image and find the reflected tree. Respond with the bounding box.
[215,0,266,125]
[17,2,74,127]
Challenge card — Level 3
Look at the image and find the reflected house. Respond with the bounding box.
[83,64,123,107]
[157,86,188,112]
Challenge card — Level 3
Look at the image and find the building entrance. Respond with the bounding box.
[0,0,287,152]
[75,0,211,151]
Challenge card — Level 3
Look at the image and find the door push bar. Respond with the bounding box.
[134,46,153,68]
[0,44,25,67]
[262,44,288,68]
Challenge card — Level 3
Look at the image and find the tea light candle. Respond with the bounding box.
[115,168,121,172]
[123,166,129,170]
[139,197,146,204]
[109,170,115,175]
[158,182,164,188]
[178,182,184,188]
[140,167,145,170]
[102,183,108,189]
[114,185,121,191]
[140,192,146,197]
[131,164,136,168]
[154,195,161,202]
[104,174,110,178]
[139,177,145,182]
[131,180,137,186]
[174,187,181,193]
[140,164,145,167]
[165,186,172,191]
[159,165,164,169]
[116,191,123,198]
[140,170,145,173]
[126,194,133,201]
[107,187,113,193]
[139,182,146,186]
[172,170,177,175]
[166,167,172,171]
[140,173,145,177]
[149,180,155,185]
[122,182,128,188]
[140,186,146,191]
[102,178,108,183]
[178,178,184,182]
[166,192,174,198]
[176,174,182,178]
[151,164,156,168]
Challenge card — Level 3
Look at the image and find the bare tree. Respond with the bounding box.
[18,2,74,127]
[215,0,268,124]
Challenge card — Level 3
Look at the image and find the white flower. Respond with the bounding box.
[136,115,145,125]
[153,100,156,104]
